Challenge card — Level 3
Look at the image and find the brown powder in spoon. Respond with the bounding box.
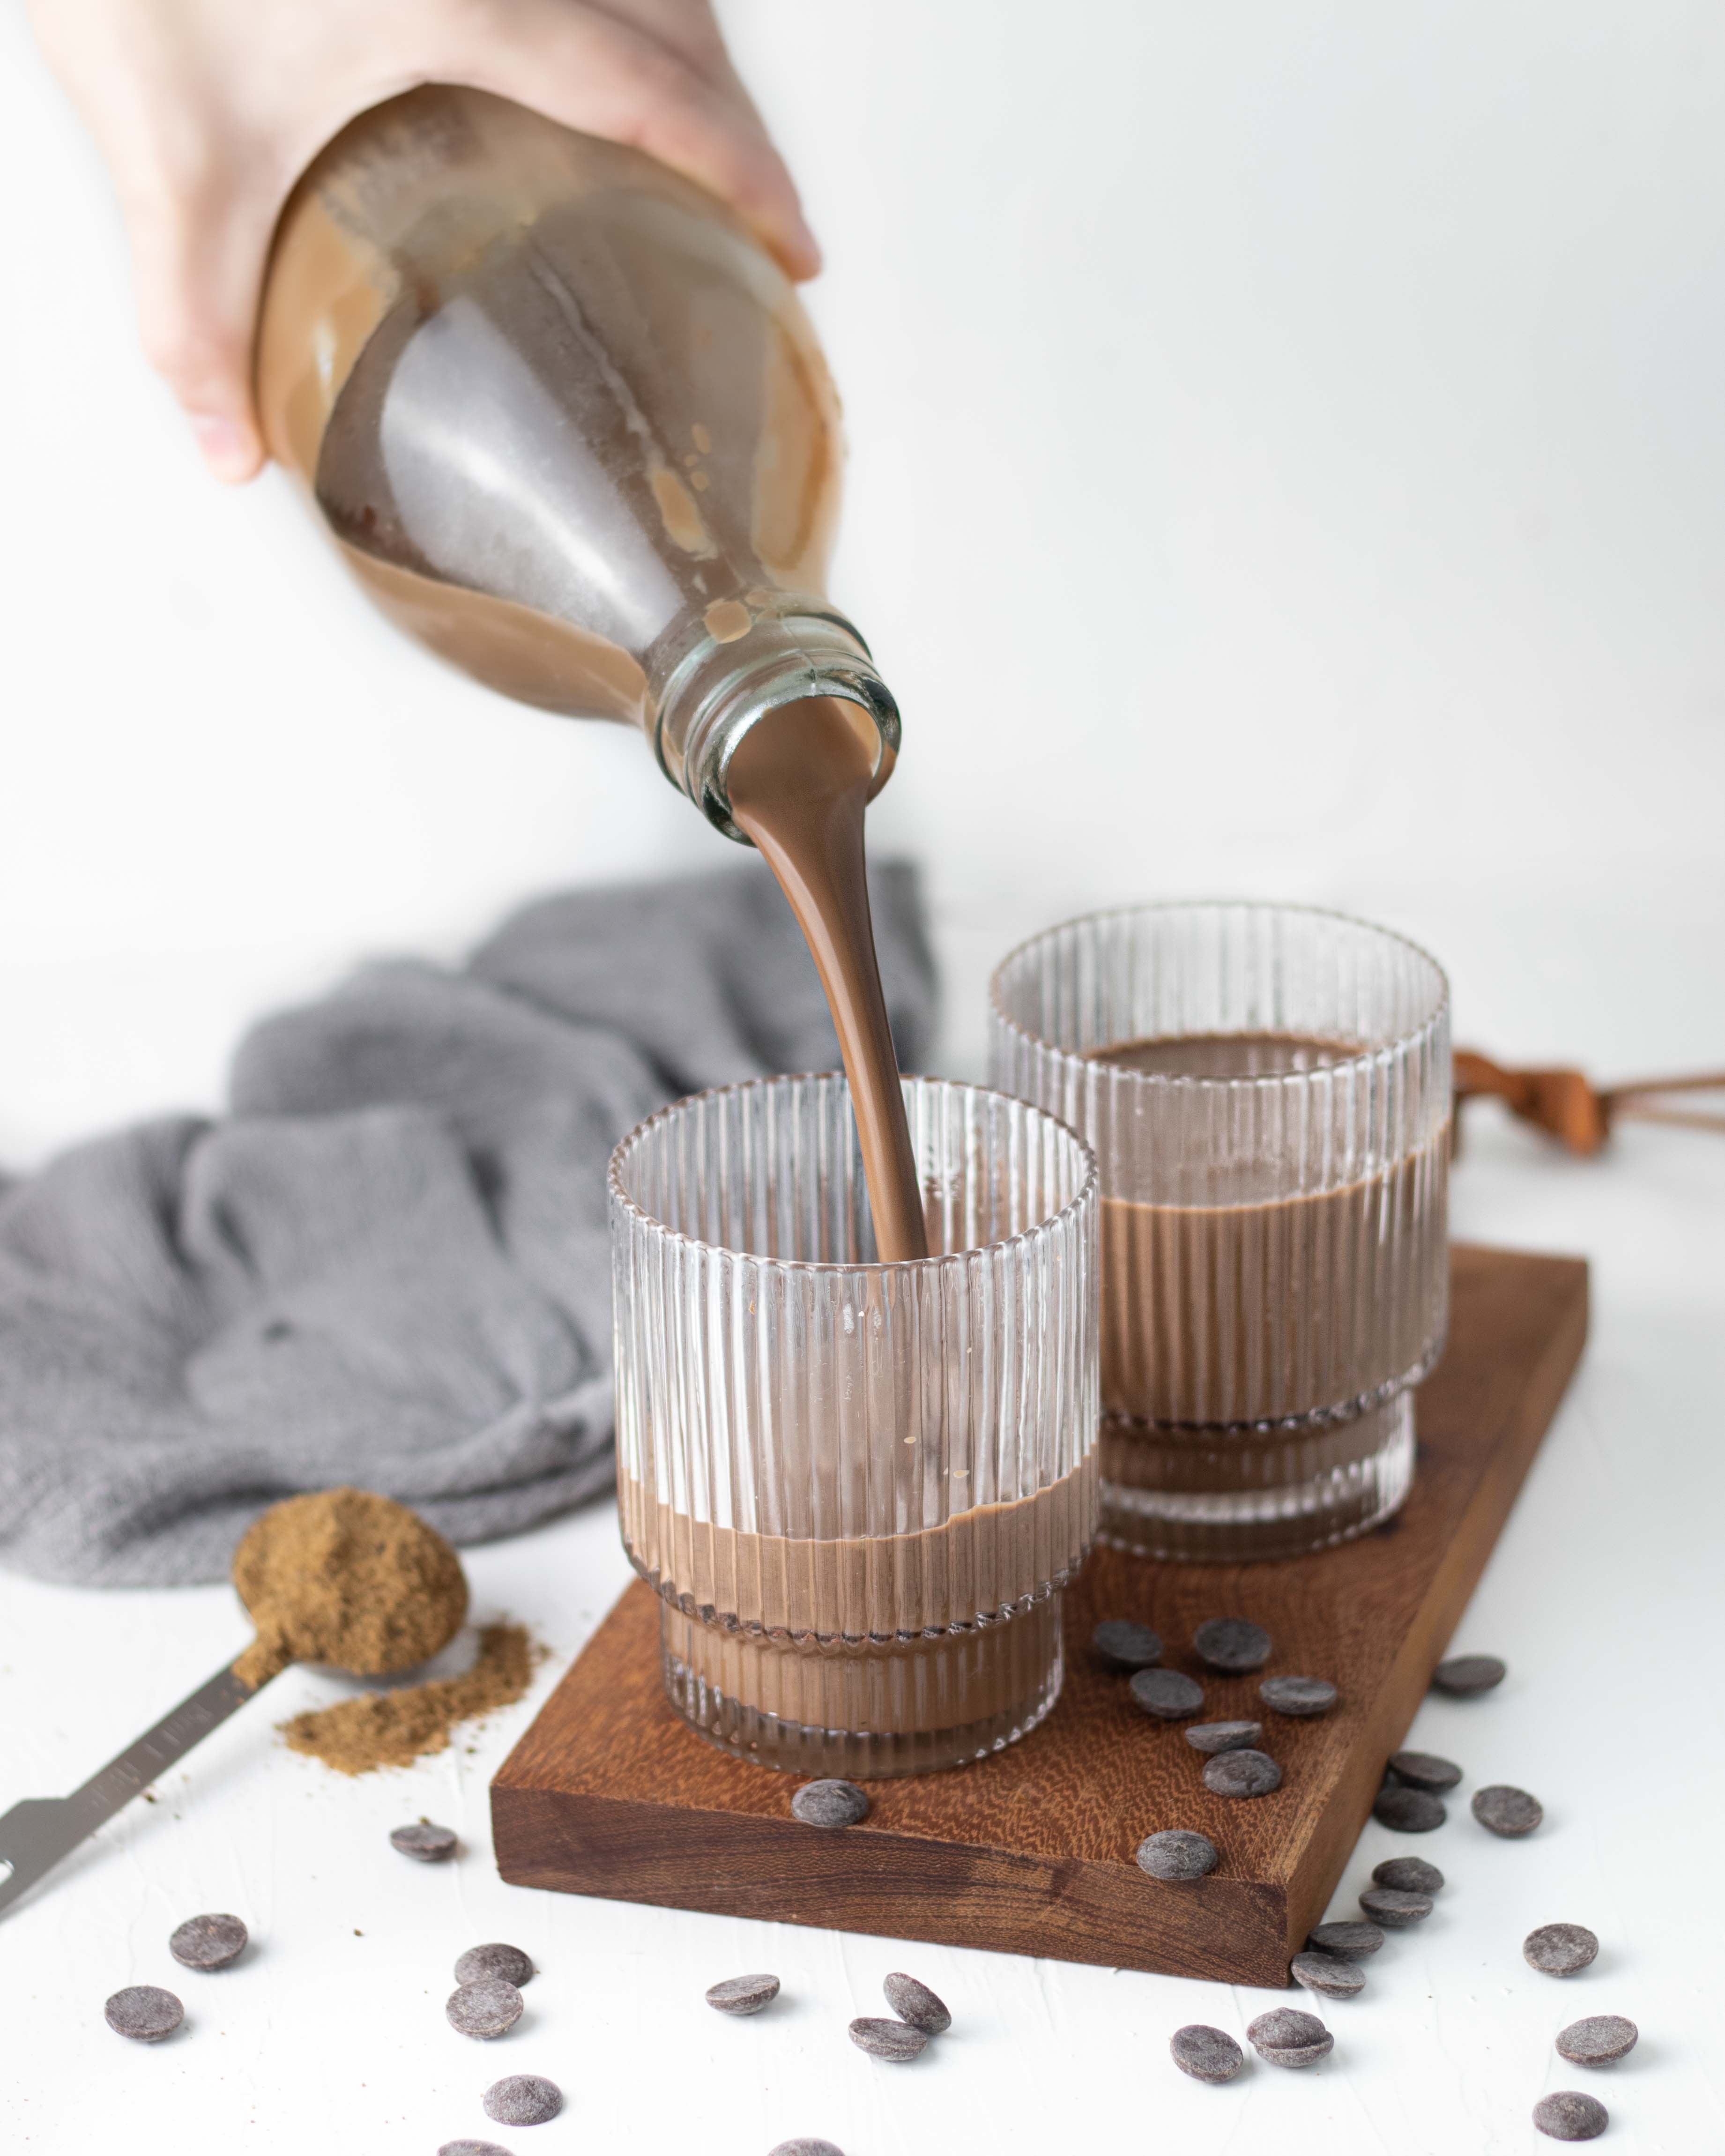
[228,1486,540,1775]
[230,1487,469,1689]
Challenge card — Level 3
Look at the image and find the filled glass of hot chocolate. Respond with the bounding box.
[989,902,1450,1561]
[610,1073,1098,1777]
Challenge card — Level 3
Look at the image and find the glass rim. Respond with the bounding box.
[607,1068,1100,1276]
[987,898,1450,1086]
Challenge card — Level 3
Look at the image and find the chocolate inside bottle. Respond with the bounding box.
[258,89,844,723]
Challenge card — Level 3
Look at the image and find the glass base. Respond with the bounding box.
[660,1597,1064,1778]
[1098,1389,1416,1561]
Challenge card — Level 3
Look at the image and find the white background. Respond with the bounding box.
[1,2,1723,2151]
[2,1,1724,1142]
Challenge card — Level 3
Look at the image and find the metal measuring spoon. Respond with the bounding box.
[0,1656,265,1917]
[0,1488,467,1918]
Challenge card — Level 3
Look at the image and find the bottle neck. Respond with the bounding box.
[651,596,900,841]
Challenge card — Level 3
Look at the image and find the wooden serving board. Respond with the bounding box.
[492,1244,1587,1987]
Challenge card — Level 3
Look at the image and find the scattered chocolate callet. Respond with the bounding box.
[1359,1887,1434,1928]
[1092,1619,1162,1672]
[1387,1749,1462,1792]
[1248,2007,1333,2067]
[1260,2034,1334,2067]
[1169,2024,1244,2082]
[1259,1675,1338,1717]
[1557,2015,1638,2066]
[1475,1784,1542,1837]
[1291,1951,1364,1999]
[483,2074,564,2126]
[791,1779,870,1828]
[446,1977,525,2038]
[104,1985,183,2041]
[1130,1668,1205,1720]
[1524,1923,1599,1976]
[1184,1720,1262,1755]
[769,2142,846,2156]
[391,1821,458,1861]
[1374,1784,1446,1832]
[1136,1829,1219,1881]
[848,2016,928,2061]
[1248,2007,1329,2051]
[169,1913,248,1970]
[1203,1749,1281,1799]
[1308,1920,1384,1959]
[1190,1621,1276,1664]
[1533,2091,1609,2141]
[705,1973,781,2015]
[1373,1856,1444,1895]
[1432,1653,1506,1696]
[456,1944,534,1988]
[287,1621,538,1776]
[1192,1618,1272,1672]
[883,1972,951,2034]
[230,1487,468,1688]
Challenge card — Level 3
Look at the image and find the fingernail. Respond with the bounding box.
[191,414,259,483]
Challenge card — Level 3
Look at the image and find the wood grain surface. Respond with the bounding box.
[492,1244,1588,1985]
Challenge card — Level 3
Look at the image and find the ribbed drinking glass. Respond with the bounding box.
[610,1073,1099,1777]
[989,902,1450,1561]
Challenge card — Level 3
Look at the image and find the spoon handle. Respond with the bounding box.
[0,1661,256,1918]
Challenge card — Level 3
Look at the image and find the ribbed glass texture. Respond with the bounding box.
[989,902,1450,1561]
[610,1073,1099,1777]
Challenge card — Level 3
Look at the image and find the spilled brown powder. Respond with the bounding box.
[280,1621,539,1775]
[231,1487,468,1688]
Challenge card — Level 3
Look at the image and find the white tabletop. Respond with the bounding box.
[4,1108,1721,2156]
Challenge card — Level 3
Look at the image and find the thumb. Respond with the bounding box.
[123,168,284,483]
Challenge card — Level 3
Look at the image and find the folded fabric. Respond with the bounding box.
[0,860,935,1586]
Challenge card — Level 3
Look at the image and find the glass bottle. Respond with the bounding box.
[257,85,898,838]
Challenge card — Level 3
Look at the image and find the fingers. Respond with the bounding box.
[30,0,821,492]
[25,0,284,481]
[125,168,283,482]
[465,0,821,278]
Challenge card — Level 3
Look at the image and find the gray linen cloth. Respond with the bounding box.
[0,861,934,1586]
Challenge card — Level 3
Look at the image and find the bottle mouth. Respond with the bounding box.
[650,598,901,841]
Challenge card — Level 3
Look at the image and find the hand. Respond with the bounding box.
[27,0,819,483]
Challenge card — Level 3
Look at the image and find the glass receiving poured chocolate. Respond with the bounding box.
[989,903,1450,1561]
[610,1074,1099,1777]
